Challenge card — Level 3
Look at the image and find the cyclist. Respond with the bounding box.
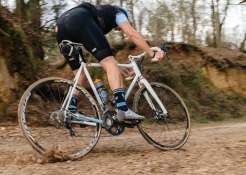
[55,2,164,121]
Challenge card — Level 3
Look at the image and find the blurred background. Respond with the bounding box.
[0,0,246,123]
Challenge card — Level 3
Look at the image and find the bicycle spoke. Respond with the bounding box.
[19,78,101,160]
[37,88,61,110]
[46,84,58,105]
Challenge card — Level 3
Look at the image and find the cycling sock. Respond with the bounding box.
[113,88,128,112]
[68,94,78,110]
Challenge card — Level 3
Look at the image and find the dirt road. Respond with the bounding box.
[0,121,246,175]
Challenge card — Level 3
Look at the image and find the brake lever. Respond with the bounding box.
[159,43,170,60]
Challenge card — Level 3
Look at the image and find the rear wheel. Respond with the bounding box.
[18,77,101,160]
[133,82,190,150]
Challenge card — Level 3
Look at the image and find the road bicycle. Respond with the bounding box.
[18,40,190,160]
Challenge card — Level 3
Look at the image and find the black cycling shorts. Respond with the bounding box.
[55,8,113,70]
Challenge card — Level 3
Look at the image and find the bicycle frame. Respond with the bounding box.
[62,52,168,126]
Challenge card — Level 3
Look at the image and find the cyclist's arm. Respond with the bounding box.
[119,22,163,59]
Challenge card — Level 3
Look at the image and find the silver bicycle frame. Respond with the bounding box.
[62,50,168,126]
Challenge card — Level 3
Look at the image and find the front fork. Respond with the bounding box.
[137,80,168,116]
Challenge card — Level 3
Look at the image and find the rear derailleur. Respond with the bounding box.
[49,109,76,137]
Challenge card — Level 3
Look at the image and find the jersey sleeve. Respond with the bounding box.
[115,13,128,26]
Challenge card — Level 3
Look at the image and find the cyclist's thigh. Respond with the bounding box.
[66,13,113,62]
[56,24,81,70]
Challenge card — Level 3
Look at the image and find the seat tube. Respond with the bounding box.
[83,64,104,108]
[62,62,85,110]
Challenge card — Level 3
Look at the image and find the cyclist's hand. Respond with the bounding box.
[154,50,165,61]
[124,70,135,81]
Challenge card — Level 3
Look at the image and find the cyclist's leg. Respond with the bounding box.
[69,16,123,111]
[56,30,86,110]
[100,56,123,90]
[72,69,87,87]
[114,60,135,78]
[64,14,124,93]
[59,12,144,120]
[100,57,144,121]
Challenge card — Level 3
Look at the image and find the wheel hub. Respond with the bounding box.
[50,109,66,128]
[152,110,167,125]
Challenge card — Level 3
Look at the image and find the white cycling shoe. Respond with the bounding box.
[116,109,145,122]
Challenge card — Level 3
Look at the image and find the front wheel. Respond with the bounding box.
[18,77,101,160]
[133,82,190,150]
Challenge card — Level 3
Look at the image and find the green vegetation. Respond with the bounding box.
[87,53,246,123]
[1,0,246,123]
[144,60,246,123]
[108,41,246,123]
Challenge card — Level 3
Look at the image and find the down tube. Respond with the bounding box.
[140,79,168,115]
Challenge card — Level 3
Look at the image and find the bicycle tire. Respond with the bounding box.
[18,77,101,160]
[133,82,190,150]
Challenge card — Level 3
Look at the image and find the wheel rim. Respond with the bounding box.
[19,78,101,159]
[135,83,190,149]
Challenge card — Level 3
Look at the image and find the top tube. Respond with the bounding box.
[84,46,162,67]
[85,63,134,69]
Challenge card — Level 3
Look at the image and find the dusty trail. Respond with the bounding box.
[0,122,246,175]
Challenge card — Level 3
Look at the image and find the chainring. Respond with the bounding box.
[102,111,125,136]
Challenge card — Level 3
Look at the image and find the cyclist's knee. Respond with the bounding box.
[100,56,117,69]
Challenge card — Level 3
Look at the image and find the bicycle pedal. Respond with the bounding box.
[80,124,87,128]
[119,119,142,122]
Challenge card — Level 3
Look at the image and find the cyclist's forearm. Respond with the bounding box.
[120,22,154,57]
[127,30,154,57]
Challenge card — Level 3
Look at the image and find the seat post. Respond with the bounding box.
[78,54,83,63]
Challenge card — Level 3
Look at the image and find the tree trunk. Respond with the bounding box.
[239,0,246,4]
[178,0,185,42]
[217,0,229,49]
[0,6,44,120]
[191,0,197,45]
[211,0,229,48]
[16,0,26,22]
[211,0,217,47]
[126,0,136,28]
[216,0,220,49]
[28,0,42,34]
[240,33,246,52]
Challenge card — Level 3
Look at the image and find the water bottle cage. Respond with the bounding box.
[98,88,110,105]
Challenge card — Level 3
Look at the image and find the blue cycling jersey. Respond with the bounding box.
[116,13,128,26]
